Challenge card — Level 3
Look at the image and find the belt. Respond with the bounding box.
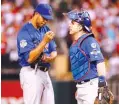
[77,79,90,84]
[77,77,98,84]
[77,77,97,84]
[30,65,48,72]
[37,66,48,72]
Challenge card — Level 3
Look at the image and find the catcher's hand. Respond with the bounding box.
[94,86,114,104]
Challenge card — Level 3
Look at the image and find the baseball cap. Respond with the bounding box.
[63,9,92,33]
[35,4,53,20]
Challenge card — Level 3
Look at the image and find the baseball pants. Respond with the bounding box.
[75,78,98,104]
[19,66,55,104]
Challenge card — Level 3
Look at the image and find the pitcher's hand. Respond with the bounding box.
[43,31,55,43]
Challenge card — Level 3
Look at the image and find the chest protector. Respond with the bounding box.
[69,34,94,82]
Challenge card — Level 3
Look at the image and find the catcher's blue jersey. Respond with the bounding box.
[17,22,56,67]
[69,34,104,81]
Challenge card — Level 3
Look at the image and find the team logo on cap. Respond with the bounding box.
[49,10,52,15]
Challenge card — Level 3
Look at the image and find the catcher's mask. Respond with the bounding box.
[63,9,91,33]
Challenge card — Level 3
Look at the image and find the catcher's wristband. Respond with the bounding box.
[98,76,107,87]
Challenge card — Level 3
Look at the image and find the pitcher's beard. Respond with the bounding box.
[36,23,41,28]
[36,23,45,29]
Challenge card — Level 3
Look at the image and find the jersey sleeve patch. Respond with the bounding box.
[20,40,27,48]
[81,37,104,62]
[91,43,97,48]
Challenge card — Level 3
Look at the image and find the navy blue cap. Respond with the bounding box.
[63,9,92,32]
[35,4,53,20]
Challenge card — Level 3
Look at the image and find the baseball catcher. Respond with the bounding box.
[63,9,114,104]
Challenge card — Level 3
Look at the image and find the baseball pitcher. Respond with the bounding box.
[17,4,57,104]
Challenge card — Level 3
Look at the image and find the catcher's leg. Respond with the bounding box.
[75,89,84,104]
[76,78,98,104]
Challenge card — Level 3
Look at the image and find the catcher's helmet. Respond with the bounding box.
[64,9,91,33]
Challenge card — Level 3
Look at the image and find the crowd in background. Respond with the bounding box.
[1,0,119,80]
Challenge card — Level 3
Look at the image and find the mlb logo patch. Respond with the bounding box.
[20,40,27,48]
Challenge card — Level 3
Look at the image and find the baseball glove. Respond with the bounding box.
[94,86,114,104]
[30,52,44,68]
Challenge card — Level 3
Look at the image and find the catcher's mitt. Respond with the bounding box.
[94,86,114,104]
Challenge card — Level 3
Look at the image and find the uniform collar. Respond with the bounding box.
[25,22,38,35]
[26,22,34,29]
[72,33,94,45]
[72,34,87,45]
